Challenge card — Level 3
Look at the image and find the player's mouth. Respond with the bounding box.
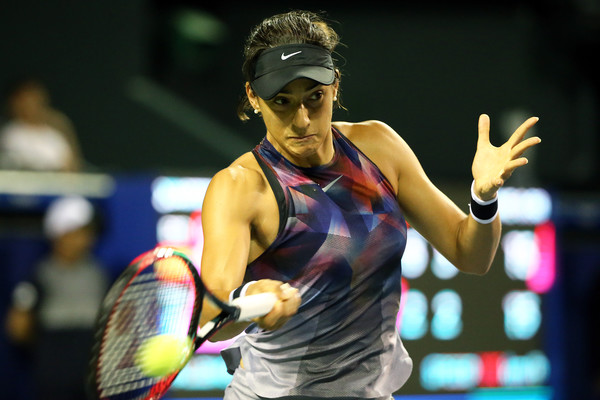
[289,134,316,143]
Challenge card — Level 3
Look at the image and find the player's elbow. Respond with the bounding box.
[456,259,492,276]
[468,263,492,276]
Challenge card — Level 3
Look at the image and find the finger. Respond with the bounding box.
[256,308,294,331]
[276,285,301,313]
[511,136,541,158]
[501,158,529,178]
[256,300,284,329]
[508,117,539,147]
[254,290,300,330]
[477,114,491,147]
[246,279,291,298]
[278,283,298,300]
[284,290,302,311]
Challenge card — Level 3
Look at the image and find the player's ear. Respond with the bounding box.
[245,82,260,111]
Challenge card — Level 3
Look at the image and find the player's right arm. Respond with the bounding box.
[199,157,300,340]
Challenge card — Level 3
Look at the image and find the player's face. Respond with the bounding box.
[251,78,338,167]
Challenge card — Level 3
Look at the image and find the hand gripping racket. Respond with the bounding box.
[89,247,277,400]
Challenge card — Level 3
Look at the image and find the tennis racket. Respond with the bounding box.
[89,247,277,400]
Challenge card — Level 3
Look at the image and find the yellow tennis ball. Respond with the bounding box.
[154,258,191,284]
[136,334,192,377]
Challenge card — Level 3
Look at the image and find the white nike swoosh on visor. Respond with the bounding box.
[281,51,302,60]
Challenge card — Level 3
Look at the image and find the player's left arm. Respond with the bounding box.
[362,115,540,275]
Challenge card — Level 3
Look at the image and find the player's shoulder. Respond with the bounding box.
[333,119,401,140]
[209,151,267,194]
[333,120,407,152]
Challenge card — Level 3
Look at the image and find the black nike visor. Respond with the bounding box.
[250,43,335,100]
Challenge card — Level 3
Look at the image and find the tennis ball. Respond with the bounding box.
[154,258,191,284]
[136,334,192,377]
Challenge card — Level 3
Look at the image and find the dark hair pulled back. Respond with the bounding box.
[237,10,342,121]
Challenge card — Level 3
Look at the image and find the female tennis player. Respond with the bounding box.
[199,10,541,400]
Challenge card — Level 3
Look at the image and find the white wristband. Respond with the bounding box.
[229,281,257,303]
[469,181,499,224]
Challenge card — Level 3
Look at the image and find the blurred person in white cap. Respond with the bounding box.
[5,195,109,400]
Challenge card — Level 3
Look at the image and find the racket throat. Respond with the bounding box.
[196,309,238,346]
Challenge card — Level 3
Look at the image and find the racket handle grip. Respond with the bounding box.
[231,292,278,321]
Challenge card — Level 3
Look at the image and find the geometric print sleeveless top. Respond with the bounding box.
[234,127,412,398]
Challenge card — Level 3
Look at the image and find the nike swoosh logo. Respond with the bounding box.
[323,175,343,192]
[281,51,302,60]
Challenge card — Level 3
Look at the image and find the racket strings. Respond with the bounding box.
[96,256,197,399]
[99,276,161,396]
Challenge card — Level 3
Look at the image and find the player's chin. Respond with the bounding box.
[289,140,324,161]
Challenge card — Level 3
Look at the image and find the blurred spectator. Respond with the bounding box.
[5,196,109,400]
[0,78,83,171]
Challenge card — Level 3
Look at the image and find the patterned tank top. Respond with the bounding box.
[232,127,412,398]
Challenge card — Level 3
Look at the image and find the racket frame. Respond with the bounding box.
[89,247,270,400]
[89,249,203,400]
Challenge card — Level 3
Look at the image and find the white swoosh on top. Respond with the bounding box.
[281,51,302,60]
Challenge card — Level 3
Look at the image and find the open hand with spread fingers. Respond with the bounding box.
[471,114,541,201]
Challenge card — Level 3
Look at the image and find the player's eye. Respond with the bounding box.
[310,91,324,101]
[305,91,324,107]
[272,96,291,106]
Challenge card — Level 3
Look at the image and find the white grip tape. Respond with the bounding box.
[231,292,278,321]
[198,320,216,339]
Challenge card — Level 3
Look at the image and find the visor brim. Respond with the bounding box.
[251,66,335,100]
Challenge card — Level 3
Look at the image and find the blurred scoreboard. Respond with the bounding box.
[397,185,554,394]
[151,177,555,398]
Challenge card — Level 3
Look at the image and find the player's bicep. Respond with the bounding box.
[200,167,259,296]
[394,138,466,264]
